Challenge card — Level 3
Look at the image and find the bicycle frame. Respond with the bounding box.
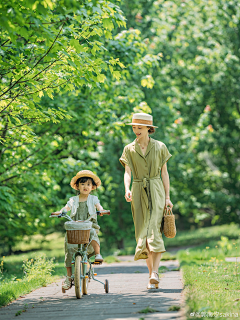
[71,243,105,287]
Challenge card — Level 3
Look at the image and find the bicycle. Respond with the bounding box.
[50,209,110,299]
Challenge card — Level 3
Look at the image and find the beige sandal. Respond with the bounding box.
[62,276,72,293]
[150,271,159,285]
[147,283,155,289]
[147,275,159,289]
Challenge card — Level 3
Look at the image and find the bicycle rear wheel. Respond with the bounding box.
[75,255,83,299]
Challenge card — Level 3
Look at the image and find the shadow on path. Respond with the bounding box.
[0,261,184,320]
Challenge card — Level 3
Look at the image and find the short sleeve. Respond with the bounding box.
[119,146,131,168]
[161,144,172,168]
[66,197,74,209]
[93,195,100,207]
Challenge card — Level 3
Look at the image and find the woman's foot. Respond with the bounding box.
[95,253,103,262]
[62,276,72,293]
[150,271,159,284]
[147,283,155,289]
[147,275,159,289]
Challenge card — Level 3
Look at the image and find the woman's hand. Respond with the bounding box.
[125,190,132,202]
[165,198,173,209]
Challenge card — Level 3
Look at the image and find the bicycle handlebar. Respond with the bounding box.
[50,209,110,221]
[96,210,110,216]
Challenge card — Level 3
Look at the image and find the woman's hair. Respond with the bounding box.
[74,176,97,193]
[148,126,155,134]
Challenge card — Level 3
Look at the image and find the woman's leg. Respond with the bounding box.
[152,252,162,272]
[146,240,162,284]
[146,253,162,273]
[146,252,153,276]
[146,238,162,272]
[146,240,153,286]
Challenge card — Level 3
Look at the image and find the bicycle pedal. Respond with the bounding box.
[93,261,102,265]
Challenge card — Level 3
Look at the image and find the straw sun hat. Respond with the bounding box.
[127,113,158,128]
[70,170,101,190]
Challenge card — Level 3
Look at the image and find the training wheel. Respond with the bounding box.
[104,279,109,293]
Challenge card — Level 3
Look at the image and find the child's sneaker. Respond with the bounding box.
[62,276,72,293]
[95,253,103,262]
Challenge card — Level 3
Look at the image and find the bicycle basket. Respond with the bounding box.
[64,221,92,244]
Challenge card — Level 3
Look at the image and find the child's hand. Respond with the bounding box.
[51,211,61,216]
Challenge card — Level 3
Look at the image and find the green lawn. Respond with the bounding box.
[163,222,240,248]
[178,234,240,319]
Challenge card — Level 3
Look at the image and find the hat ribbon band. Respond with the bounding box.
[132,119,153,125]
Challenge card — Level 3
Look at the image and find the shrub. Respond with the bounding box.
[23,254,55,287]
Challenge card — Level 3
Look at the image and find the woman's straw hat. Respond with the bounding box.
[70,170,101,190]
[127,113,158,128]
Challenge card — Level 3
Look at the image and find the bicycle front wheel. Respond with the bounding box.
[75,255,83,299]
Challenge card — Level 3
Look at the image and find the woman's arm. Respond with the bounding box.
[124,165,132,202]
[161,163,173,208]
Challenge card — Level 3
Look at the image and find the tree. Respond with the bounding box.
[0,0,127,253]
[117,0,240,227]
[0,23,160,252]
[0,0,126,145]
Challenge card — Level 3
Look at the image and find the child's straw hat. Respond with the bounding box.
[127,113,158,128]
[70,170,101,190]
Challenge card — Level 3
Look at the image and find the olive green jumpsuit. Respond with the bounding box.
[119,138,172,260]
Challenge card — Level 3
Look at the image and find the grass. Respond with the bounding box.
[138,306,158,313]
[168,305,181,311]
[103,255,120,263]
[178,234,240,318]
[158,266,168,273]
[163,222,240,248]
[0,233,68,307]
[0,252,62,307]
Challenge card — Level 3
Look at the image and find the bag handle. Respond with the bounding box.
[164,207,173,216]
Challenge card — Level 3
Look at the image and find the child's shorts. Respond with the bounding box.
[64,228,100,268]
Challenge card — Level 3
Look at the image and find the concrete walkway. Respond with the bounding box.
[0,256,185,320]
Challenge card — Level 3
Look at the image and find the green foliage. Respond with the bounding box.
[163,223,240,248]
[116,0,240,227]
[0,252,58,307]
[158,266,168,273]
[168,305,181,311]
[138,306,158,314]
[0,256,4,281]
[22,254,55,286]
[1,0,240,253]
[0,0,126,144]
[0,18,158,251]
[103,255,120,263]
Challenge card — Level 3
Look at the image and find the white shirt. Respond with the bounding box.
[66,194,100,218]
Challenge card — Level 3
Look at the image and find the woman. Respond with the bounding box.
[119,112,173,289]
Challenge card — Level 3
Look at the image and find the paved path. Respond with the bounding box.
[0,257,185,320]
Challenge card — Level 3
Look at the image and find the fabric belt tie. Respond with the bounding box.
[133,176,160,214]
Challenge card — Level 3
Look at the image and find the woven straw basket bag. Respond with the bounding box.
[161,207,176,238]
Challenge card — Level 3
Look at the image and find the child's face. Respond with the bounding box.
[78,179,93,195]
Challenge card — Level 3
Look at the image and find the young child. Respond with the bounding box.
[52,170,105,291]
